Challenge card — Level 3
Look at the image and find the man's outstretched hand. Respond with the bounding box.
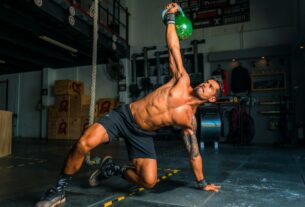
[202,183,221,192]
[165,3,178,14]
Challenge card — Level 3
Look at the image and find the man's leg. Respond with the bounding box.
[63,123,110,175]
[124,158,157,189]
[89,157,157,189]
[35,123,110,207]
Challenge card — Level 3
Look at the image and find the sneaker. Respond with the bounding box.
[89,156,121,187]
[35,187,66,207]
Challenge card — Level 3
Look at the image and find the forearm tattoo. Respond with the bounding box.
[183,116,199,158]
[183,134,200,158]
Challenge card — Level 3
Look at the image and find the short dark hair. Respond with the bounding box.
[212,78,224,98]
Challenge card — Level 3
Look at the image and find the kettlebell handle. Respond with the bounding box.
[161,5,184,21]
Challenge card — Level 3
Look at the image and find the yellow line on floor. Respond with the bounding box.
[101,168,181,207]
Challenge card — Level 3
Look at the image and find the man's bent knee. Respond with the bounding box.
[74,138,91,156]
[142,176,157,189]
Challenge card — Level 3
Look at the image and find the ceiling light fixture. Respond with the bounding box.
[0,60,6,64]
[39,36,78,53]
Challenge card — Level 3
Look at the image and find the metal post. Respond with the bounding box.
[155,52,161,86]
[117,0,120,34]
[154,50,168,86]
[126,8,129,43]
[143,46,156,78]
[131,53,143,84]
[190,39,205,74]
[112,0,116,32]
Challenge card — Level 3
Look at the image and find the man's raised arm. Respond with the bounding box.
[164,3,187,80]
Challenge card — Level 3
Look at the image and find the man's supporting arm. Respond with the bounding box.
[182,116,221,192]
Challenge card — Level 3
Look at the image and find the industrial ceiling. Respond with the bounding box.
[0,0,130,75]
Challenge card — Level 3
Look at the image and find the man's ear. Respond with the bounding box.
[208,96,216,103]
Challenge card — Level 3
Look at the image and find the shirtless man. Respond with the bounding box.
[35,3,221,207]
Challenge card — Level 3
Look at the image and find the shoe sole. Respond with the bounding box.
[88,156,112,187]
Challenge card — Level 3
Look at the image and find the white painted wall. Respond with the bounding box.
[0,71,42,138]
[18,71,42,138]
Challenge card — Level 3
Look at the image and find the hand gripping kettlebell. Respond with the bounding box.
[162,5,193,40]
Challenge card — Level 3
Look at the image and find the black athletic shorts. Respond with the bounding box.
[96,104,157,160]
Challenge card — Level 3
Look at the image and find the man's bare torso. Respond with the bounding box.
[130,76,196,131]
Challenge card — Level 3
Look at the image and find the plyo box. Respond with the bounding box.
[54,80,84,96]
[96,98,118,118]
[55,95,90,117]
[48,117,82,140]
[0,111,12,158]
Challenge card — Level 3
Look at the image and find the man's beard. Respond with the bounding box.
[194,87,209,101]
[194,87,203,98]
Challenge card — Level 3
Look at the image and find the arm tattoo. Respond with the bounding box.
[192,116,197,131]
[183,116,199,158]
[183,134,200,158]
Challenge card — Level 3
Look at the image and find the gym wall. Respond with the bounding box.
[0,63,123,139]
[127,0,296,51]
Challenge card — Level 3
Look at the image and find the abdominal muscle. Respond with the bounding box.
[130,85,185,131]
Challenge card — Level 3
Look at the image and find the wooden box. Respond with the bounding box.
[54,117,70,139]
[96,98,118,118]
[47,118,57,139]
[48,105,57,118]
[54,80,84,95]
[48,117,83,140]
[70,95,90,116]
[69,117,82,139]
[81,116,90,136]
[81,104,98,117]
[0,111,12,158]
[55,95,90,117]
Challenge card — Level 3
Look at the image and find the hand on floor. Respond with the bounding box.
[203,183,221,192]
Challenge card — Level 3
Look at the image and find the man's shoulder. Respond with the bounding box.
[171,74,190,88]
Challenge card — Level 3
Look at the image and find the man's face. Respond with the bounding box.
[194,79,220,102]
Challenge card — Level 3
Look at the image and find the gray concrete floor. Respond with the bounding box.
[0,139,304,207]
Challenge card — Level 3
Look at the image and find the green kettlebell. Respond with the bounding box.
[162,5,193,40]
[175,6,193,40]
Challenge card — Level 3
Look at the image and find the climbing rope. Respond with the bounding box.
[85,0,101,166]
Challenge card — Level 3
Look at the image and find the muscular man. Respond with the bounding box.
[35,3,221,207]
